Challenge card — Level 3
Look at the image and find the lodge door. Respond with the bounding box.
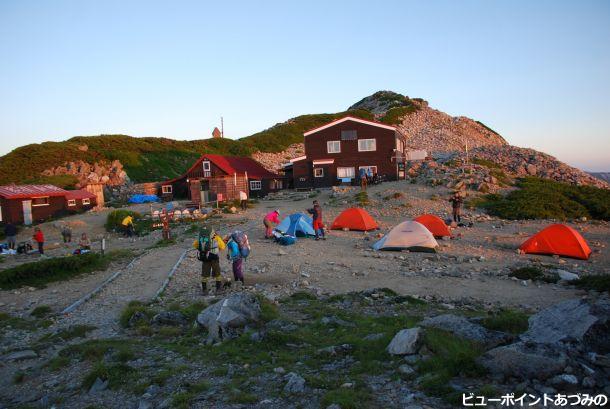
[22,200,32,225]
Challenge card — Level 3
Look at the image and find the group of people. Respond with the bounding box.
[263,199,326,241]
[359,168,380,191]
[1,222,92,257]
[193,227,250,294]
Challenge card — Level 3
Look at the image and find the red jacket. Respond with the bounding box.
[33,231,44,243]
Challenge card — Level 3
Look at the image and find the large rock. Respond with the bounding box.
[387,328,423,355]
[283,372,306,394]
[520,299,599,345]
[420,314,511,348]
[197,293,261,343]
[478,342,567,380]
[152,311,187,326]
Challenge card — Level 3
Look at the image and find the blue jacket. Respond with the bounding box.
[227,240,241,261]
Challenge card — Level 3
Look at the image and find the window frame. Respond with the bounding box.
[249,180,262,190]
[82,198,91,205]
[359,165,378,175]
[358,138,377,152]
[31,196,50,207]
[313,168,324,178]
[327,140,341,154]
[67,199,76,207]
[162,185,173,194]
[337,167,355,179]
[202,161,211,171]
[341,130,357,140]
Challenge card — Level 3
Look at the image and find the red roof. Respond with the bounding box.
[203,154,280,179]
[65,189,97,200]
[0,184,68,199]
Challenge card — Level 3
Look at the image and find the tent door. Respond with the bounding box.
[22,200,32,225]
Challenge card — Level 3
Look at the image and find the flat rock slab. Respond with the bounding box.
[478,342,567,380]
[521,299,598,344]
[420,314,510,348]
[4,350,38,362]
[387,328,422,355]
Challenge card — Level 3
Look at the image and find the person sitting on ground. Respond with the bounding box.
[449,192,464,223]
[194,227,226,294]
[61,224,72,243]
[79,233,91,250]
[4,222,17,250]
[263,209,280,239]
[33,227,45,255]
[307,200,326,240]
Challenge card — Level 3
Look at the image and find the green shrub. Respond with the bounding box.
[354,191,370,206]
[0,251,131,290]
[30,305,53,318]
[379,105,418,125]
[480,309,529,334]
[574,275,610,293]
[474,177,610,220]
[509,266,558,283]
[119,301,155,328]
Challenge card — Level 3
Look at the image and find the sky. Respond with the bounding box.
[0,0,609,171]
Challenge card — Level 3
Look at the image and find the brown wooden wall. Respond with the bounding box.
[301,119,405,187]
[0,196,67,224]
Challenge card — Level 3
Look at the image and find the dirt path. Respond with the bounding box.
[61,245,187,333]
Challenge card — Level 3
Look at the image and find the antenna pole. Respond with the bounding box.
[221,116,224,138]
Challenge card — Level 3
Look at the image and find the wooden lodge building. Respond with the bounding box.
[0,185,97,225]
[160,154,285,203]
[284,116,408,189]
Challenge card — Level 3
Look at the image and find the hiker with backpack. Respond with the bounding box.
[225,230,250,287]
[193,227,226,294]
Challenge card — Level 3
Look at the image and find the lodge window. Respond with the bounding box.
[341,130,357,140]
[162,185,172,194]
[82,198,91,205]
[271,180,283,190]
[359,166,378,176]
[31,197,49,207]
[358,138,376,152]
[250,180,262,190]
[314,168,324,178]
[337,167,355,178]
[327,140,341,154]
[67,199,76,207]
[203,161,211,177]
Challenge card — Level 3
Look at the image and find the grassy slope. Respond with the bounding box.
[0,110,373,184]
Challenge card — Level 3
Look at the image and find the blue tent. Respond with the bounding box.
[275,213,315,237]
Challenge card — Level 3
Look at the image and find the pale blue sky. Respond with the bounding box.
[1,0,609,171]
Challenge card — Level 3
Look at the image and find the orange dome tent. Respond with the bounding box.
[519,224,592,260]
[331,208,379,231]
[414,214,452,238]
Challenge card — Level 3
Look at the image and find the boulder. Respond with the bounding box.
[387,328,422,355]
[4,350,38,362]
[284,372,306,394]
[420,314,511,348]
[152,311,187,326]
[88,377,109,394]
[478,342,567,380]
[197,293,261,343]
[520,299,598,345]
[556,270,579,282]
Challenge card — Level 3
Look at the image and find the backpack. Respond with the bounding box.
[197,228,215,261]
[231,230,250,259]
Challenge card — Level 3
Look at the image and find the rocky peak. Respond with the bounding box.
[348,90,427,115]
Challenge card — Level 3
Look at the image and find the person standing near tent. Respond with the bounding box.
[239,190,248,211]
[307,200,326,240]
[449,192,463,223]
[33,227,45,256]
[4,222,17,250]
[263,209,280,239]
[194,227,226,294]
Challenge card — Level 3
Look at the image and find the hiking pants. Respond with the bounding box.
[37,242,44,255]
[202,259,222,288]
[452,208,461,223]
[240,200,248,210]
[263,219,273,238]
[232,258,244,283]
[313,219,325,238]
[6,235,16,250]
